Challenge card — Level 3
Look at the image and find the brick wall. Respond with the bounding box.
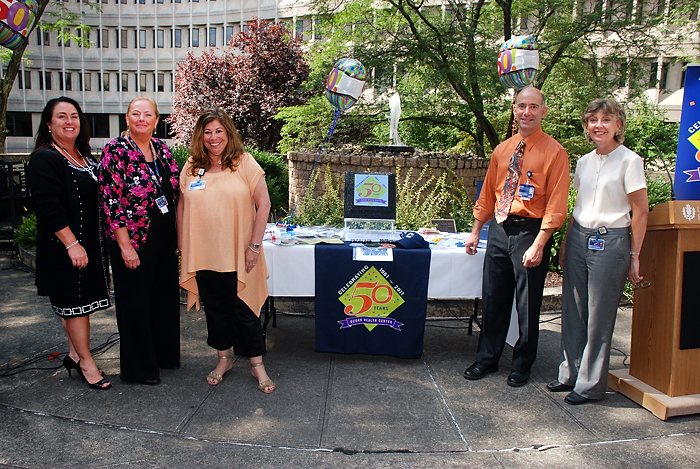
[287,150,491,209]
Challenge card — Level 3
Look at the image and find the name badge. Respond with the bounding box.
[588,238,605,251]
[189,180,206,191]
[156,195,169,214]
[518,184,535,200]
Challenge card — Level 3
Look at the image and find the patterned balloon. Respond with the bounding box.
[325,58,367,112]
[498,35,539,90]
[0,0,38,50]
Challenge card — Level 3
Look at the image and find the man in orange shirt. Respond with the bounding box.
[463,86,570,387]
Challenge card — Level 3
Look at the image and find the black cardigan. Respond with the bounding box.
[26,147,103,298]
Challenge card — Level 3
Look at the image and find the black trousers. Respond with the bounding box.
[475,217,552,373]
[110,213,180,382]
[196,270,266,358]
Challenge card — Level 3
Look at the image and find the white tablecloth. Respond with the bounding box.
[263,242,485,299]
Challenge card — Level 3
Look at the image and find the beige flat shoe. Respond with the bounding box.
[251,362,276,394]
[206,354,232,386]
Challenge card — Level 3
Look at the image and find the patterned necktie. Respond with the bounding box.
[495,139,526,224]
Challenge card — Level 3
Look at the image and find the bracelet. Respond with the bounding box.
[630,251,640,256]
[249,242,261,249]
[66,240,79,250]
[247,246,260,254]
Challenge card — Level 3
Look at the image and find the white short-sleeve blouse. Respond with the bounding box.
[572,145,646,229]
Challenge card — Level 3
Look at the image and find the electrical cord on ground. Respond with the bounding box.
[0,333,120,377]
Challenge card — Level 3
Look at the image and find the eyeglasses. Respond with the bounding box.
[631,280,651,289]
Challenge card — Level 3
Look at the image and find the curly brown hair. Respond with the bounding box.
[188,108,245,177]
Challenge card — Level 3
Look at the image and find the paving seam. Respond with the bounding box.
[421,355,472,452]
[316,353,335,448]
[3,403,700,457]
[175,357,244,434]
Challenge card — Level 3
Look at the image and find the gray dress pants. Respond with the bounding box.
[557,220,630,399]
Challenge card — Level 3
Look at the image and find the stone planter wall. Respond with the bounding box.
[287,150,491,209]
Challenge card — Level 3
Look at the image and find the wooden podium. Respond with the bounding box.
[608,201,700,419]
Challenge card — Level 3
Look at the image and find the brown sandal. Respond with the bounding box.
[251,362,276,393]
[206,354,232,386]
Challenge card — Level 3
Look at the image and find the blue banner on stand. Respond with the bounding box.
[314,243,430,359]
[675,63,700,200]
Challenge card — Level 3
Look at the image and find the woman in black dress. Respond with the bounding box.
[26,97,112,390]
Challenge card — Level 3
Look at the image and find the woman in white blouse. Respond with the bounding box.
[547,98,649,405]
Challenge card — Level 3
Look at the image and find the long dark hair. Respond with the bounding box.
[34,97,93,160]
[188,108,245,176]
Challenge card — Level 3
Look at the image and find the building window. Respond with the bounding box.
[18,70,31,89]
[78,72,83,91]
[169,72,173,92]
[157,73,164,92]
[43,71,52,90]
[139,73,147,92]
[98,72,110,92]
[314,18,322,40]
[121,73,128,91]
[192,28,199,47]
[84,114,111,138]
[157,29,164,48]
[174,29,181,48]
[65,72,72,91]
[649,63,658,87]
[121,29,127,48]
[7,112,33,137]
[84,72,91,91]
[139,29,146,48]
[296,19,303,40]
[102,29,109,48]
[59,72,63,90]
[209,27,216,47]
[121,0,126,4]
[660,63,670,89]
[226,25,234,45]
[157,0,163,3]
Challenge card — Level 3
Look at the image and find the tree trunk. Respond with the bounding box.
[0,0,51,154]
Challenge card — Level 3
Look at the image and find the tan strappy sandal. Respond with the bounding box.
[206,354,232,386]
[251,362,276,393]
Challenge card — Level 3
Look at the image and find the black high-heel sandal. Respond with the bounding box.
[75,362,112,390]
[64,355,106,378]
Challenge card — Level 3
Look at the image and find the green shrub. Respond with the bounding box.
[247,147,289,219]
[14,213,37,250]
[287,164,344,227]
[647,175,673,211]
[170,144,190,170]
[395,166,449,230]
[549,184,578,273]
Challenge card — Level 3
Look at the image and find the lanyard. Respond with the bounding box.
[127,135,164,193]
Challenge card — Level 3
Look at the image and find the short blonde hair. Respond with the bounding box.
[127,96,160,119]
[581,98,626,144]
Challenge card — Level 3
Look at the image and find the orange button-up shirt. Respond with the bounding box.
[474,128,570,231]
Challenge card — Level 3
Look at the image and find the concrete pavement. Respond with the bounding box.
[1,249,699,468]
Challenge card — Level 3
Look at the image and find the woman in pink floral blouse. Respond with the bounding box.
[99,97,180,386]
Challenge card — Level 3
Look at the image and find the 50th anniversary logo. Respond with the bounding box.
[337,265,406,331]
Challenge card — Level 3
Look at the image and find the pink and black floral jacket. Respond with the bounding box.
[98,136,179,250]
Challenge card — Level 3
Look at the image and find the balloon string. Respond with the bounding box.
[287,109,342,222]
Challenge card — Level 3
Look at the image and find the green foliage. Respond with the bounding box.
[625,99,679,169]
[287,164,344,226]
[549,184,578,273]
[395,166,449,231]
[646,175,673,211]
[14,213,37,250]
[247,147,289,218]
[446,176,475,233]
[169,144,189,170]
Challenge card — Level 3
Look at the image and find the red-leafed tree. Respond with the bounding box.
[168,19,310,151]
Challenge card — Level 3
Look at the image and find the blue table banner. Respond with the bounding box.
[314,243,431,359]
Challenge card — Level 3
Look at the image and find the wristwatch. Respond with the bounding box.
[249,242,261,249]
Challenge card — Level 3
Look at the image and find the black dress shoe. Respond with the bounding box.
[463,362,498,380]
[547,380,574,392]
[506,370,530,387]
[564,391,590,405]
[139,378,161,386]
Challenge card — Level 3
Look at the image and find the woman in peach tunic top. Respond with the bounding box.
[177,108,275,393]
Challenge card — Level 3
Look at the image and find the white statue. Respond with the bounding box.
[388,92,403,146]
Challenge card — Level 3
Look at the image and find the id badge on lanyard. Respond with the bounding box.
[588,226,607,251]
[518,171,535,200]
[189,168,207,191]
